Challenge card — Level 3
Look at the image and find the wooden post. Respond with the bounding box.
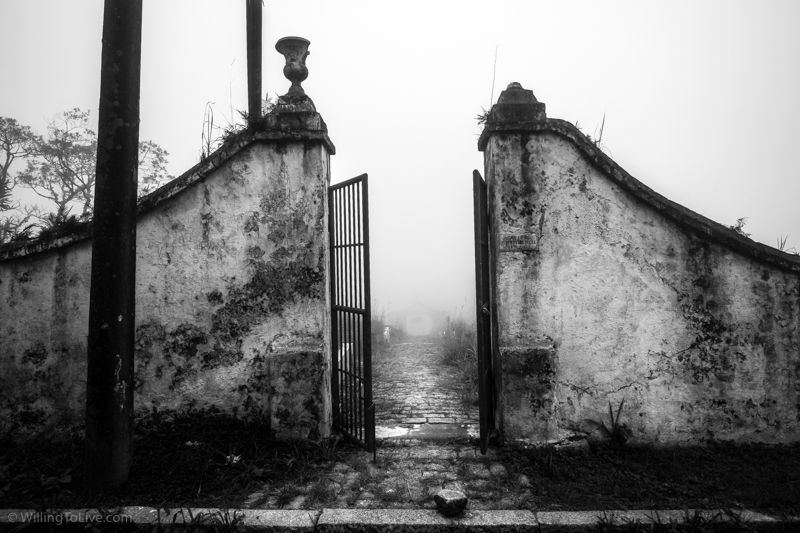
[85,0,143,491]
[246,0,263,122]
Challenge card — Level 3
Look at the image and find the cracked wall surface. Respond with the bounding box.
[0,138,331,440]
[485,130,800,445]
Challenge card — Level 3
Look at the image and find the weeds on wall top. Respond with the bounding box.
[199,96,277,163]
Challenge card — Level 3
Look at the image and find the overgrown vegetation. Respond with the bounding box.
[439,315,478,408]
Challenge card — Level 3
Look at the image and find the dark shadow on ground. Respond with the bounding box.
[4,412,798,516]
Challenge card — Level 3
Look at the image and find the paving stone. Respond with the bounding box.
[466,478,491,490]
[373,341,479,442]
[489,463,508,477]
[467,463,491,479]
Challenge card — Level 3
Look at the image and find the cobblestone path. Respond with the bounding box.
[372,340,479,442]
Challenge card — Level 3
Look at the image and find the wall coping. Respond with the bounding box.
[0,125,335,262]
[480,117,800,274]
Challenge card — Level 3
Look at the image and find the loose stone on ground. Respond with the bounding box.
[433,489,468,517]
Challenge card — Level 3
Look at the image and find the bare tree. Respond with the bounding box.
[15,108,172,226]
[137,140,171,196]
[0,117,40,211]
[0,117,41,243]
[17,108,97,222]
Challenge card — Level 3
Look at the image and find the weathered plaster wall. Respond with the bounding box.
[0,131,333,440]
[481,85,800,445]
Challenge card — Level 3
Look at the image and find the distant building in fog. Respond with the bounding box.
[390,302,448,337]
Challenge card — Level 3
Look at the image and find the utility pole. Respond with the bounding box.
[85,0,143,491]
[246,0,263,123]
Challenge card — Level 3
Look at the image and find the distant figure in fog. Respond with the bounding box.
[383,325,392,345]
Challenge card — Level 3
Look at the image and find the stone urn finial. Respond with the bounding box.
[276,36,310,101]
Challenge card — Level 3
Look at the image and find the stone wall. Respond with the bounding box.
[480,83,800,445]
[0,116,334,440]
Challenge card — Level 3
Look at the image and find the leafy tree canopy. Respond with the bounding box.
[0,109,173,244]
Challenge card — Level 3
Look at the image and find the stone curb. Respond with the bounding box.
[0,507,794,531]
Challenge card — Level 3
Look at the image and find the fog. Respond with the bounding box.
[2,1,799,329]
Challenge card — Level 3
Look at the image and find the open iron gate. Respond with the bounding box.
[329,174,375,454]
[473,170,495,454]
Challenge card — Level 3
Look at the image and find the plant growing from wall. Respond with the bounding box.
[199,96,277,162]
[777,235,799,255]
[581,399,632,453]
[729,217,751,238]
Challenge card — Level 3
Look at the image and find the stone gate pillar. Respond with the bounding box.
[249,43,336,439]
[478,83,558,442]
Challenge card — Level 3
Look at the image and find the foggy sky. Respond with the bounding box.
[1,0,799,321]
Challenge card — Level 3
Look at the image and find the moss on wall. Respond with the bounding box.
[2,136,331,441]
[485,126,800,445]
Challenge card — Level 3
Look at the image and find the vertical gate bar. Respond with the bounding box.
[344,311,348,437]
[337,185,350,431]
[347,310,356,435]
[333,187,338,430]
[357,314,362,442]
[337,310,342,429]
[357,183,364,443]
[348,183,356,439]
[328,186,338,428]
[353,183,359,441]
[340,186,345,307]
[349,314,353,436]
[350,311,355,438]
[339,189,350,433]
[338,189,349,430]
[336,187,343,430]
[343,312,347,432]
[343,312,347,434]
[346,185,352,438]
[357,182,364,442]
[362,176,375,455]
[357,181,363,309]
[346,183,352,310]
[335,186,340,307]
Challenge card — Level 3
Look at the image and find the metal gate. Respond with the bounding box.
[473,170,495,454]
[329,174,375,453]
